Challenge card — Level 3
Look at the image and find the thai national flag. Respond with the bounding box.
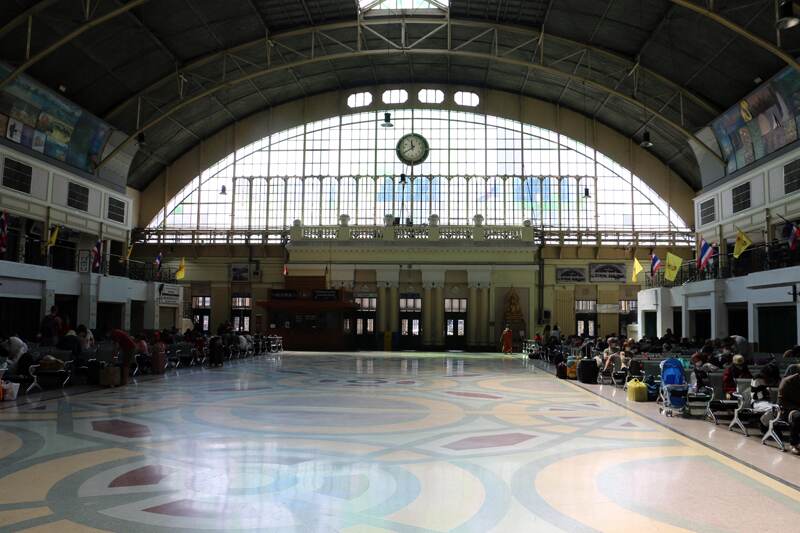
[697,238,714,270]
[790,224,800,251]
[91,240,102,271]
[154,251,163,271]
[0,211,8,254]
[650,254,662,277]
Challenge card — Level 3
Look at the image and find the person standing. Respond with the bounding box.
[500,325,513,354]
[39,306,62,346]
[110,329,136,386]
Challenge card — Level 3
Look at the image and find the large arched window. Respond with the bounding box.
[150,109,690,236]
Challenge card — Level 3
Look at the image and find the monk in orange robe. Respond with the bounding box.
[501,325,513,354]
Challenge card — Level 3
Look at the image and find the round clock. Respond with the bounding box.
[396,133,429,166]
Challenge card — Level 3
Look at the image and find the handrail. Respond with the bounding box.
[134,225,694,247]
[644,241,800,288]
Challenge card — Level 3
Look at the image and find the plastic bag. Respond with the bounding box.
[2,382,20,401]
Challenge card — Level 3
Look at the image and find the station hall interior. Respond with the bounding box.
[3,0,800,531]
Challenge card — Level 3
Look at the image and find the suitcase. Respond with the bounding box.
[566,360,578,380]
[626,379,648,402]
[556,362,568,379]
[577,359,598,384]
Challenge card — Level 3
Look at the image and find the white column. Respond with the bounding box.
[77,273,98,330]
[122,298,132,331]
[143,282,160,330]
[710,280,728,339]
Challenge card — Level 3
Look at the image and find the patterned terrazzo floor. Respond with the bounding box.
[1,351,799,532]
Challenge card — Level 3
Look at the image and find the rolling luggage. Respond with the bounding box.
[626,379,648,402]
[565,358,578,380]
[577,359,598,384]
[556,362,568,379]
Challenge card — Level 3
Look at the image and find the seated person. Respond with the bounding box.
[778,366,800,455]
[76,325,95,352]
[722,354,752,397]
[1,335,29,379]
[57,329,82,359]
[751,361,781,412]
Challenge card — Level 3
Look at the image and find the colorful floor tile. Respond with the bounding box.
[0,352,798,532]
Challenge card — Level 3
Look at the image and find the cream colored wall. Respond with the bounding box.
[136,86,697,229]
[148,243,691,339]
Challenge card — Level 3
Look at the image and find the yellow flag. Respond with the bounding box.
[175,257,186,280]
[733,228,752,259]
[119,243,133,264]
[664,252,682,282]
[632,257,643,281]
[46,225,59,248]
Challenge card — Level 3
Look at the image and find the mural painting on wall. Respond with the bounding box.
[711,64,800,173]
[556,267,587,283]
[0,63,112,172]
[589,263,626,282]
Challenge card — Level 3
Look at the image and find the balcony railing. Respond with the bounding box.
[134,225,694,247]
[0,240,176,283]
[644,241,800,288]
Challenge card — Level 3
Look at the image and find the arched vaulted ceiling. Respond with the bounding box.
[2,0,799,191]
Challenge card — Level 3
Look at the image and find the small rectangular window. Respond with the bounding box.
[401,318,409,336]
[731,182,750,213]
[575,300,597,313]
[446,319,454,336]
[2,158,32,194]
[356,318,364,335]
[67,182,90,212]
[412,319,420,336]
[366,318,374,333]
[192,296,211,308]
[232,296,251,309]
[699,199,715,226]
[785,159,800,194]
[107,197,126,223]
[619,300,637,313]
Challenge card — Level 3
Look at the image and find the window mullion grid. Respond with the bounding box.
[557,135,562,233]
[374,110,379,224]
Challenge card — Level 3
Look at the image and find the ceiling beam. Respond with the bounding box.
[102,18,721,121]
[669,0,800,71]
[0,0,61,40]
[97,46,724,171]
[0,0,152,91]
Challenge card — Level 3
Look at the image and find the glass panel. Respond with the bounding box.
[446,319,454,336]
[153,108,691,237]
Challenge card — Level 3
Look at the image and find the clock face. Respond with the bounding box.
[396,133,429,166]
